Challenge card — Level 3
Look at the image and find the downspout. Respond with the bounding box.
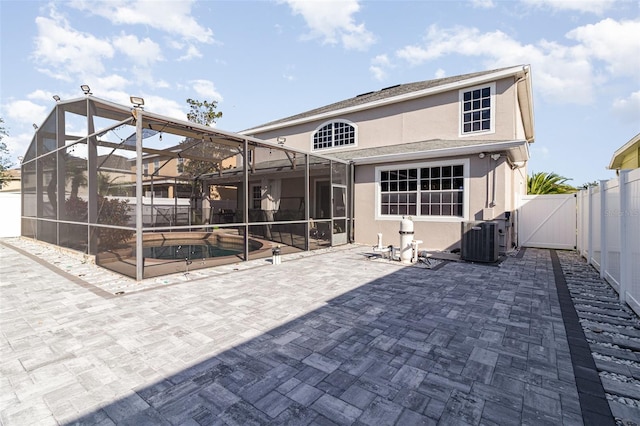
[349,161,355,243]
[491,157,497,208]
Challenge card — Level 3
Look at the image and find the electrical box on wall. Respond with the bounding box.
[460,221,499,263]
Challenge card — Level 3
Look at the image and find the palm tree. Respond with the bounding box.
[527,172,577,194]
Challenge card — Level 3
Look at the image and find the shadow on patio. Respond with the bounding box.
[61,248,581,425]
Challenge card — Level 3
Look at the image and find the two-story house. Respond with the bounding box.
[239,65,534,253]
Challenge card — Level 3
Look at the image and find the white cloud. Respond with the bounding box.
[434,68,446,79]
[3,132,36,162]
[394,22,637,105]
[370,54,392,81]
[190,80,224,102]
[94,74,130,92]
[612,90,640,124]
[372,54,391,67]
[4,100,49,126]
[33,8,114,81]
[0,100,49,160]
[522,0,617,15]
[370,66,386,81]
[91,90,187,121]
[144,96,189,121]
[566,19,640,77]
[27,90,57,102]
[177,45,203,61]
[283,0,375,50]
[68,0,215,43]
[112,33,163,67]
[471,0,496,9]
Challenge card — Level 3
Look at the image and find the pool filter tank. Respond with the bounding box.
[399,217,414,264]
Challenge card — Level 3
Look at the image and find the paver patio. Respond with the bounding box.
[0,239,627,425]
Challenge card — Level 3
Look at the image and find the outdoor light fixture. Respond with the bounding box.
[53,95,61,102]
[81,85,92,95]
[277,137,286,145]
[32,123,38,130]
[491,153,501,161]
[130,96,144,108]
[478,153,485,159]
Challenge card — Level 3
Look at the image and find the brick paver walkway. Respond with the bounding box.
[0,239,629,425]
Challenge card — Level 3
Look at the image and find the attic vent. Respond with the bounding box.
[356,91,374,97]
[381,84,400,91]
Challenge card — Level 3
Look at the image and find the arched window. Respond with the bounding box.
[312,121,356,151]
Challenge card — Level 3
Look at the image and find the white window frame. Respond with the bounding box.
[311,119,358,152]
[459,83,495,137]
[251,184,262,210]
[176,157,184,173]
[375,159,470,222]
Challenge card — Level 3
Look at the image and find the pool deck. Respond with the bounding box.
[1,237,638,425]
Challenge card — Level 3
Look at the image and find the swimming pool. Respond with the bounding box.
[139,231,264,260]
[143,239,261,260]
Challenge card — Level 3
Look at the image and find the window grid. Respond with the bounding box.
[462,87,491,134]
[380,166,463,217]
[313,122,355,150]
[251,186,261,209]
[176,158,184,173]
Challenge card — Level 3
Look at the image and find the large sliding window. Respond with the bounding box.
[378,161,467,219]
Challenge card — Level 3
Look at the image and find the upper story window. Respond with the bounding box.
[460,83,494,136]
[176,157,184,174]
[312,120,356,151]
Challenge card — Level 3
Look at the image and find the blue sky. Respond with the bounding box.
[1,0,638,186]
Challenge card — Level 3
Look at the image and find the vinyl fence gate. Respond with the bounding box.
[517,193,577,249]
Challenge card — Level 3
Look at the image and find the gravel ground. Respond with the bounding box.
[557,250,640,425]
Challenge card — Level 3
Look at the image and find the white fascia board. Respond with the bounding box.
[242,65,529,135]
[351,140,530,165]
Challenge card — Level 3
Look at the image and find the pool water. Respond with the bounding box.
[143,242,242,260]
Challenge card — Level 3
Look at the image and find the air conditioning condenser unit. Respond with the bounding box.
[460,221,499,263]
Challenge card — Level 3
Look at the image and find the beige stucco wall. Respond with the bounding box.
[352,155,525,251]
[248,76,521,152]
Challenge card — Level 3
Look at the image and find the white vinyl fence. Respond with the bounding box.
[577,169,640,316]
[0,192,21,238]
[518,194,577,249]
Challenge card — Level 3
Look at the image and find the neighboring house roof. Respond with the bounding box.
[608,132,640,170]
[0,168,21,193]
[98,154,131,171]
[241,64,533,141]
